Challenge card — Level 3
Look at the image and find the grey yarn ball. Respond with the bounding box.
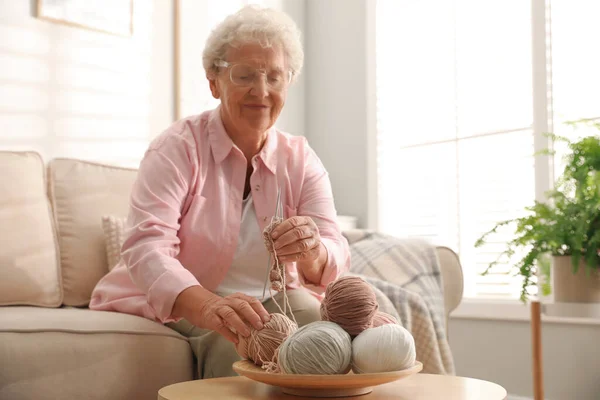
[278,321,352,375]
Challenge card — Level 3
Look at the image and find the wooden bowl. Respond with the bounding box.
[232,360,423,398]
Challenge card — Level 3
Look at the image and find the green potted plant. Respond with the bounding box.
[475,120,600,303]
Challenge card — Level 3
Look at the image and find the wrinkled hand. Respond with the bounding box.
[173,287,270,344]
[270,216,322,263]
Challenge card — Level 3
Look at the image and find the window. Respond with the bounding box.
[549,1,600,177]
[375,0,600,299]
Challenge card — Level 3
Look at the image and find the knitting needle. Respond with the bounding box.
[277,188,283,220]
[274,186,282,221]
[262,186,282,299]
[262,253,271,300]
[274,187,286,314]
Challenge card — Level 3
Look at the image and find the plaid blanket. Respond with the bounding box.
[343,230,456,375]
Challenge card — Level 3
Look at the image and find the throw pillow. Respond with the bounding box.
[101,215,127,271]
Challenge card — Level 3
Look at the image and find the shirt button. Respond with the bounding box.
[255,184,260,191]
[263,216,267,222]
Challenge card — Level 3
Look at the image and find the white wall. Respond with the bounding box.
[449,317,600,400]
[266,0,306,137]
[0,0,173,167]
[304,0,375,228]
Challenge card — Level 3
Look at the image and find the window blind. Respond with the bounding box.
[375,0,536,299]
[549,0,600,177]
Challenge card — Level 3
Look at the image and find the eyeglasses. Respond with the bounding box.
[214,60,292,91]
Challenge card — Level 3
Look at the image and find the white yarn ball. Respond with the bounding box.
[351,324,416,374]
[278,321,352,375]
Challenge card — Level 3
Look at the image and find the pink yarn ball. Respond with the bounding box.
[371,311,399,327]
[235,313,297,367]
[320,276,379,337]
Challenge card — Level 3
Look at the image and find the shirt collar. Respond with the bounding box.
[207,106,278,174]
[207,106,234,164]
[257,126,278,174]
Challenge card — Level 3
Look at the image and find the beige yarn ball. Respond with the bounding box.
[351,324,416,374]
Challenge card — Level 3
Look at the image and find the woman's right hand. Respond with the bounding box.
[172,286,271,343]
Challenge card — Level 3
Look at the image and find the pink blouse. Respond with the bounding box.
[89,107,351,323]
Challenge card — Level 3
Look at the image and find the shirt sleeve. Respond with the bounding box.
[297,139,351,289]
[121,134,201,323]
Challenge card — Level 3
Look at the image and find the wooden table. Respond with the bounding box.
[158,374,508,400]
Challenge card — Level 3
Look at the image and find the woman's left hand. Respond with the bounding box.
[270,216,322,263]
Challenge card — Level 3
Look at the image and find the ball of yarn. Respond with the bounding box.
[235,313,297,367]
[371,311,399,327]
[278,321,352,375]
[320,276,378,337]
[352,324,416,374]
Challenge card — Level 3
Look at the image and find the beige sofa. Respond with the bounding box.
[0,151,463,400]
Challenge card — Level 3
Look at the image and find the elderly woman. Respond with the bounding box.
[89,5,350,379]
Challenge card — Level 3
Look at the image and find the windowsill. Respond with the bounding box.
[451,298,530,321]
[450,298,600,326]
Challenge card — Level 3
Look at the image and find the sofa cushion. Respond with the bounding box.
[48,159,137,306]
[0,151,62,307]
[0,307,193,400]
[0,306,186,337]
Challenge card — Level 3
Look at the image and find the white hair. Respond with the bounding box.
[202,5,304,81]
